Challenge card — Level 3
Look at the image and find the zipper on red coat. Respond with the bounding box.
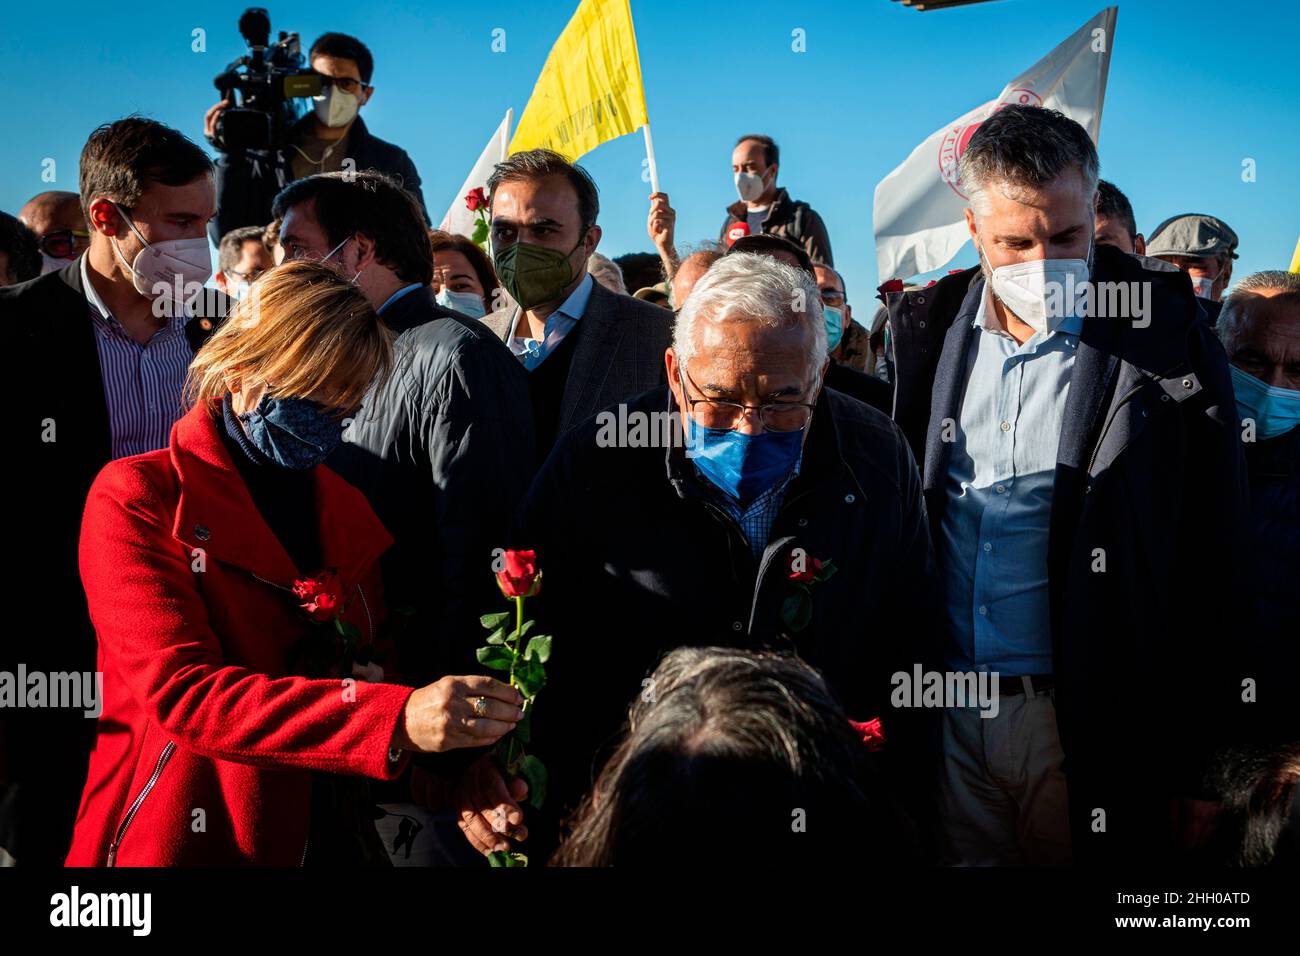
[106,740,176,867]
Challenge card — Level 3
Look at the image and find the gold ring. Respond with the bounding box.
[473,697,489,718]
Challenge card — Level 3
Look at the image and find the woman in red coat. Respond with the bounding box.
[67,261,524,866]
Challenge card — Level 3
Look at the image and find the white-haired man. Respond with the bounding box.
[885,105,1246,865]
[1217,271,1300,747]
[452,252,942,864]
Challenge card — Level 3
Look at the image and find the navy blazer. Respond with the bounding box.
[887,243,1250,862]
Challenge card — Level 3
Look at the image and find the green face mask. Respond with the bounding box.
[493,236,586,310]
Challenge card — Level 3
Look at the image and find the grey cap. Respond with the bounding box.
[1146,213,1239,260]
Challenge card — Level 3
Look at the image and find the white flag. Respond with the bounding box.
[438,109,513,238]
[873,7,1117,282]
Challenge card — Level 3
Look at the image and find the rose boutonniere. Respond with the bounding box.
[465,187,490,249]
[781,548,837,633]
[291,569,372,678]
[848,717,886,753]
[476,549,551,868]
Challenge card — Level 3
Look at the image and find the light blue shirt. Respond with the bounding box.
[377,282,422,314]
[940,287,1082,675]
[509,273,594,371]
[82,255,192,460]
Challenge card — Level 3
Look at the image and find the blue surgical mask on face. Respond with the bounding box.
[684,412,804,502]
[1230,365,1300,440]
[238,394,345,469]
[436,287,487,319]
[823,305,844,353]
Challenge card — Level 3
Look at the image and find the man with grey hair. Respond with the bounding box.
[454,252,941,864]
[1217,271,1300,747]
[886,105,1246,865]
[586,252,628,296]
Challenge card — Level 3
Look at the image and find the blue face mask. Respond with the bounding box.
[1230,365,1300,440]
[823,305,844,353]
[238,394,345,470]
[436,287,487,319]
[684,412,804,502]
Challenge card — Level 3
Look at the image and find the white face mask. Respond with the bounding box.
[313,85,360,129]
[734,169,768,203]
[435,287,487,319]
[1189,274,1218,299]
[979,239,1092,335]
[110,203,212,304]
[40,251,69,275]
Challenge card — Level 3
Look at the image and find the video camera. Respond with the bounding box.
[210,7,322,153]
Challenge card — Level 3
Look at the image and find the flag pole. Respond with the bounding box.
[643,123,660,194]
[502,108,513,161]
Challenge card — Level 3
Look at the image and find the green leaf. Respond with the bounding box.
[781,590,813,633]
[517,754,548,810]
[485,627,506,646]
[471,219,490,246]
[816,560,838,583]
[476,645,514,671]
[487,850,510,867]
[480,611,510,631]
[513,658,547,699]
[524,635,552,663]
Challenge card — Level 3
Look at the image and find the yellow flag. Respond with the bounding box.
[509,0,649,160]
[1289,237,1300,274]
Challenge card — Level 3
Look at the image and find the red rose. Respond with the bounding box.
[497,549,541,598]
[849,717,886,752]
[465,187,487,212]
[293,569,343,622]
[878,278,905,294]
[787,554,823,584]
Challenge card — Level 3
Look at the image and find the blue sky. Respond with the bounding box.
[3,0,1296,302]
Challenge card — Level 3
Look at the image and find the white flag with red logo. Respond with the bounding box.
[438,109,513,239]
[872,7,1117,283]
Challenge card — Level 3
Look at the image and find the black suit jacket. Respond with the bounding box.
[482,279,674,441]
[0,258,228,866]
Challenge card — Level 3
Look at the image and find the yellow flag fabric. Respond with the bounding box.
[1289,237,1300,274]
[508,0,649,160]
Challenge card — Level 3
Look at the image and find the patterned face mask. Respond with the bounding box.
[238,394,345,470]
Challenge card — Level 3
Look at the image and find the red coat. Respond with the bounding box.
[66,400,414,866]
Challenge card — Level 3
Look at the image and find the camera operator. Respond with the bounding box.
[206,31,428,242]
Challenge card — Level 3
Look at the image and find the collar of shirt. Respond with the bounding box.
[377,282,422,315]
[510,272,594,368]
[81,253,192,338]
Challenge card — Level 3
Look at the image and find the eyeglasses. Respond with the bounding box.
[320,75,367,96]
[820,290,846,307]
[677,366,816,433]
[39,228,91,259]
[226,268,265,281]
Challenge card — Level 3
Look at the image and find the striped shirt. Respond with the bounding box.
[81,256,193,460]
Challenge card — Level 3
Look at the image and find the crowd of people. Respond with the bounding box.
[0,29,1296,870]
